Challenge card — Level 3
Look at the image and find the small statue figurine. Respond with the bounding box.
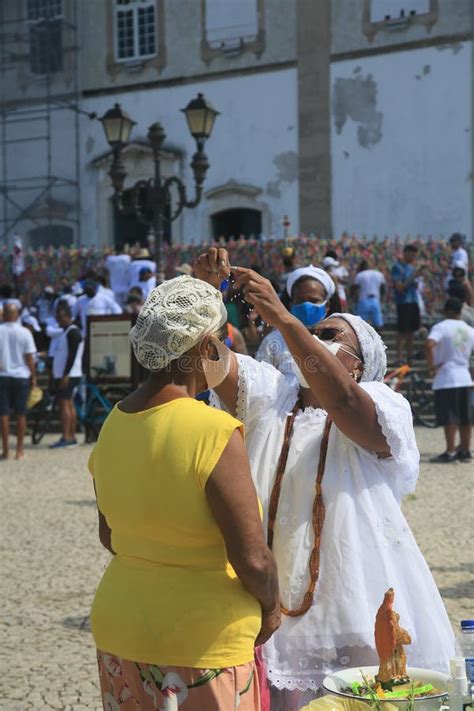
[374,588,412,685]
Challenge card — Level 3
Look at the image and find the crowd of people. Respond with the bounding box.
[0,235,471,460]
[0,234,471,710]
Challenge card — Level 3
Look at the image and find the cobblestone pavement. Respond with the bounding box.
[1,428,472,710]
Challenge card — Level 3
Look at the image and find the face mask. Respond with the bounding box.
[291,301,326,327]
[201,336,231,389]
[314,335,360,360]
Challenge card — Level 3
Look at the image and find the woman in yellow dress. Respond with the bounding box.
[89,276,279,710]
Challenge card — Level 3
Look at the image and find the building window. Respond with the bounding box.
[211,208,262,241]
[204,0,258,50]
[363,0,437,40]
[201,0,264,61]
[114,0,157,62]
[27,0,63,75]
[370,0,430,23]
[28,224,73,248]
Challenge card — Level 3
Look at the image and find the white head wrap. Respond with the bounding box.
[328,313,387,382]
[322,256,340,269]
[286,265,336,299]
[130,276,227,371]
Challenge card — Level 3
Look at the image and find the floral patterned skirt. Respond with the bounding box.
[97,650,260,710]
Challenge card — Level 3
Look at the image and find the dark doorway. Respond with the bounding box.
[211,208,262,241]
[28,224,73,248]
[113,187,172,249]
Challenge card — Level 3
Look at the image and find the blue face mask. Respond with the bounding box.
[290,301,327,327]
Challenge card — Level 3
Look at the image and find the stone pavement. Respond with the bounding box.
[1,428,472,710]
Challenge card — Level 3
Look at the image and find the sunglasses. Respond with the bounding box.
[313,326,363,361]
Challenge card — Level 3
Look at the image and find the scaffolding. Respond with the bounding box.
[0,0,82,248]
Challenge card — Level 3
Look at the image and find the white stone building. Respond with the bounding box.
[0,0,472,249]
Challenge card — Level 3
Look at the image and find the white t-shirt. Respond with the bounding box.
[76,293,122,335]
[428,318,474,390]
[98,285,118,302]
[52,325,84,379]
[0,322,36,378]
[329,264,349,301]
[130,275,157,299]
[105,254,131,295]
[128,259,156,289]
[450,247,469,271]
[354,270,386,300]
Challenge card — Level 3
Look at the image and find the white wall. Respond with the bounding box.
[331,42,472,238]
[81,67,299,246]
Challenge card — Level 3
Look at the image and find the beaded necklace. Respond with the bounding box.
[267,399,332,617]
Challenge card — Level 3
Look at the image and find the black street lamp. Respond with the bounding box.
[99,93,219,284]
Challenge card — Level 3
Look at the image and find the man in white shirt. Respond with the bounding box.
[75,281,122,336]
[105,251,131,306]
[128,248,156,290]
[426,297,474,463]
[49,303,84,449]
[0,303,37,459]
[322,252,349,310]
[353,260,386,329]
[449,233,469,272]
[133,267,156,300]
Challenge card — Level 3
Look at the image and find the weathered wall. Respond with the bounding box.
[81,67,299,246]
[331,42,472,237]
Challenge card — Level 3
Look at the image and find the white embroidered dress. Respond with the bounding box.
[212,355,455,693]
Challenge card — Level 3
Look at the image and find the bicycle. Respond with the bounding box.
[383,363,436,428]
[29,380,129,444]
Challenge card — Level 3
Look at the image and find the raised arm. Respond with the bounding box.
[205,429,280,646]
[234,267,390,455]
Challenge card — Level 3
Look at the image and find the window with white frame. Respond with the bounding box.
[27,0,63,74]
[370,0,430,22]
[114,0,157,62]
[205,0,258,50]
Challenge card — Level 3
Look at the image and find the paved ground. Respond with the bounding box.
[1,428,472,710]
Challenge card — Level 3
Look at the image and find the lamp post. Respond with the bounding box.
[99,93,219,284]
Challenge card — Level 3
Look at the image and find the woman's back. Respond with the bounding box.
[89,398,261,668]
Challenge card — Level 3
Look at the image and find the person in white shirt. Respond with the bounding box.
[49,303,84,449]
[352,260,386,329]
[449,233,469,272]
[322,251,349,310]
[97,275,119,303]
[35,286,57,326]
[134,267,156,300]
[75,281,122,336]
[0,304,37,459]
[53,282,78,316]
[426,297,474,463]
[128,248,156,290]
[256,265,337,386]
[105,251,131,306]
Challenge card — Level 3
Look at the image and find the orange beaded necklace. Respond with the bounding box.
[267,400,332,617]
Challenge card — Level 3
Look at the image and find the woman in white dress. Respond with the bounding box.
[195,250,455,711]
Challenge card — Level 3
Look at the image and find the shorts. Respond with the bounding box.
[434,387,472,426]
[357,296,384,328]
[0,377,30,416]
[396,302,420,333]
[54,376,81,400]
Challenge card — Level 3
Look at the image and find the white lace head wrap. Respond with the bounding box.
[129,276,227,372]
[286,265,336,299]
[328,313,387,382]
